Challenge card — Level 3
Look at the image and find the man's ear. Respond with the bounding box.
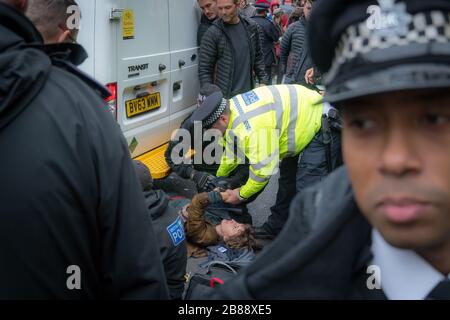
[8,0,28,12]
[57,30,72,44]
[19,0,27,11]
[220,113,229,123]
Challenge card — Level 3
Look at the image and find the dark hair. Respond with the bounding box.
[255,8,268,15]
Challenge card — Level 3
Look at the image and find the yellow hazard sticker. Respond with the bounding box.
[122,9,135,40]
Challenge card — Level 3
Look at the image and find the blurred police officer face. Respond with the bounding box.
[342,89,450,254]
[217,0,240,24]
[198,0,218,21]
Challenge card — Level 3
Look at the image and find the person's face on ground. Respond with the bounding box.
[220,219,245,241]
[199,0,218,21]
[217,0,239,24]
[303,1,312,20]
[342,89,450,251]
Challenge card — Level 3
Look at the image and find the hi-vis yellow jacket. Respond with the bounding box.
[216,85,324,199]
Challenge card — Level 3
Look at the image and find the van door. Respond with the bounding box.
[115,0,171,157]
[167,0,200,135]
[77,0,118,89]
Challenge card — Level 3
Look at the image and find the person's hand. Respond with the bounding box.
[220,191,230,203]
[191,170,215,192]
[305,68,315,84]
[205,177,231,192]
[222,188,243,205]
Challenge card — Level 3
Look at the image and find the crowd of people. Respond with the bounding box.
[197,0,317,92]
[1,0,449,301]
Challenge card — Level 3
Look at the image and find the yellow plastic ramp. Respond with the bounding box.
[134,144,170,180]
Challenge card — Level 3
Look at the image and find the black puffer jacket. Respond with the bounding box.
[197,14,216,46]
[280,17,314,86]
[198,15,268,98]
[252,15,280,66]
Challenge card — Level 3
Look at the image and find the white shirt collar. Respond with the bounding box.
[371,229,450,300]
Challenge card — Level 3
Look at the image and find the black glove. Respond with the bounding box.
[173,163,194,179]
[191,170,215,192]
[204,177,231,192]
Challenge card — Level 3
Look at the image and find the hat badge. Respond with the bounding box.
[366,0,412,36]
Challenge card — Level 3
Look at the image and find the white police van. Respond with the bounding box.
[76,0,200,178]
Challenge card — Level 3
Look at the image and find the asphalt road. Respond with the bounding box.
[247,172,279,227]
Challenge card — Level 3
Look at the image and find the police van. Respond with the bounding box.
[76,0,200,178]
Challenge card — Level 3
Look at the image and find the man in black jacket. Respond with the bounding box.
[212,0,450,300]
[199,0,269,98]
[0,0,169,299]
[252,3,280,84]
[197,0,219,46]
[280,0,315,88]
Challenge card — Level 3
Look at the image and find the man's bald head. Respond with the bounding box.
[0,0,28,12]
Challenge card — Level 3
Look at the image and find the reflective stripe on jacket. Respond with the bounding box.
[216,85,323,199]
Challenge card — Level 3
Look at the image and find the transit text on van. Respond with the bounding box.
[128,63,149,73]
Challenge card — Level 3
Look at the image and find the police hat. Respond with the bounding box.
[309,0,450,103]
[189,91,228,129]
[197,84,222,107]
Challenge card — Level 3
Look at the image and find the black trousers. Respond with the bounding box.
[265,64,273,85]
[262,117,343,235]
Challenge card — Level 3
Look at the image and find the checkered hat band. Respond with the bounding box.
[331,11,450,72]
[204,98,227,127]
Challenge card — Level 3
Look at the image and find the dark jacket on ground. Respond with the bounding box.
[0,4,169,300]
[198,15,269,98]
[211,167,388,299]
[164,117,249,196]
[144,190,187,300]
[197,14,216,46]
[252,15,280,67]
[280,17,314,86]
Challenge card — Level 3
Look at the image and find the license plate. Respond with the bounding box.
[125,92,161,118]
